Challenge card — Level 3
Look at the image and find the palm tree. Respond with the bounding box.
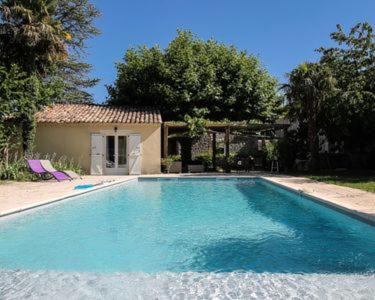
[282,62,337,171]
[0,0,68,75]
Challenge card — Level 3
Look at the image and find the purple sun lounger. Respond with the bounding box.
[27,160,71,182]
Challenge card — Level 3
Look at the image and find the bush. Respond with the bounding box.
[0,153,84,181]
[193,153,212,165]
[169,155,181,161]
[161,156,174,173]
[193,152,212,170]
[264,140,280,162]
[216,152,238,171]
[0,155,32,181]
[39,153,83,175]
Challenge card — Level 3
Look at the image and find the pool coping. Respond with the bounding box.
[260,177,375,226]
[1,173,374,226]
[139,174,375,226]
[0,177,137,218]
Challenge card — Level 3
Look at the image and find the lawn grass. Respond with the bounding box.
[290,171,375,193]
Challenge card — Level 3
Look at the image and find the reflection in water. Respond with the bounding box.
[0,178,374,274]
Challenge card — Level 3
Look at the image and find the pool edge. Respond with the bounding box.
[260,176,375,227]
[1,174,374,227]
[0,178,136,218]
[139,174,375,226]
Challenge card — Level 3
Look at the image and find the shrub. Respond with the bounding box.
[169,155,181,161]
[264,140,280,162]
[161,157,173,173]
[0,153,84,181]
[193,152,212,170]
[0,155,32,181]
[38,153,83,175]
[216,152,237,170]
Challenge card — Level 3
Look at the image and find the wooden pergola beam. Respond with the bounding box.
[163,122,290,132]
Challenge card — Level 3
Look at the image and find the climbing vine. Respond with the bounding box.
[0,65,58,161]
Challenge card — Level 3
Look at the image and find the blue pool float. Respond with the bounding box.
[74,184,94,190]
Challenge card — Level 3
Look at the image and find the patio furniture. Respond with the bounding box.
[270,160,279,172]
[27,160,50,180]
[254,157,263,170]
[40,160,82,180]
[27,160,71,182]
[236,157,252,171]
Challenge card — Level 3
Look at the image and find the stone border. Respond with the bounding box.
[260,177,375,226]
[1,173,374,227]
[0,178,136,218]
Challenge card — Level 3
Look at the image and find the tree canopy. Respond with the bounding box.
[318,22,375,153]
[0,64,58,155]
[107,30,280,122]
[0,0,67,74]
[283,62,337,170]
[0,0,100,155]
[0,0,100,102]
[284,22,375,169]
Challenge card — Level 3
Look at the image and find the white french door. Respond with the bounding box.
[90,133,104,175]
[104,134,128,175]
[90,131,141,175]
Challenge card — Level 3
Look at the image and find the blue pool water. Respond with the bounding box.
[0,178,374,274]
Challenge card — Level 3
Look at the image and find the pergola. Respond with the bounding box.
[162,121,290,171]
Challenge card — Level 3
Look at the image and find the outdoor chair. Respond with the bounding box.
[40,160,82,180]
[254,157,263,170]
[27,160,71,182]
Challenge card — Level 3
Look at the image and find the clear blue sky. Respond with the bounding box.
[86,0,375,103]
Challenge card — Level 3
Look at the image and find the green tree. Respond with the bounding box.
[180,109,208,169]
[283,62,337,171]
[0,0,100,101]
[0,65,58,155]
[49,58,99,103]
[107,30,280,122]
[0,0,67,74]
[0,0,99,154]
[318,22,375,154]
[53,0,100,102]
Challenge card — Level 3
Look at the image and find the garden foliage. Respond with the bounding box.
[107,30,281,122]
[284,23,375,169]
[0,0,100,166]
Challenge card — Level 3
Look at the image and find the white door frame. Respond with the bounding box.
[101,130,131,175]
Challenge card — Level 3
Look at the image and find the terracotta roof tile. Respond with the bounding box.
[36,104,162,124]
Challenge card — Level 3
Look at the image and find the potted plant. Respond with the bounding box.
[264,140,280,172]
[169,155,182,173]
[193,153,212,172]
[161,156,174,173]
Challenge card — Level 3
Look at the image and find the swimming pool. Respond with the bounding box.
[0,177,374,275]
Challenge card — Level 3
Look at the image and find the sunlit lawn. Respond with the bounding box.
[291,171,375,193]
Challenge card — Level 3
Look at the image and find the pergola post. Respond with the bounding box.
[225,126,230,173]
[162,121,290,173]
[212,132,217,171]
[163,124,169,158]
